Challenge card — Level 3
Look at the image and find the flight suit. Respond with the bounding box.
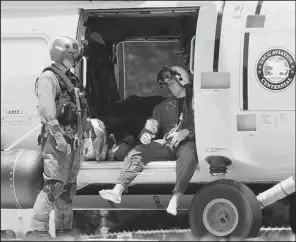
[117,96,198,194]
[31,68,89,234]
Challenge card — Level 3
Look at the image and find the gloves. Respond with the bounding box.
[82,138,94,160]
[48,119,71,154]
[54,132,71,154]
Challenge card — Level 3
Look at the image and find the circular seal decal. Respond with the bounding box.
[255,48,295,92]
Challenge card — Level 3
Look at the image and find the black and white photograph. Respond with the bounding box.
[1,1,295,241]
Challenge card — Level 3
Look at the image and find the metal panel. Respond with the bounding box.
[1,34,50,151]
[242,32,295,111]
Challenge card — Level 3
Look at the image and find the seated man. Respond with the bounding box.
[99,65,198,216]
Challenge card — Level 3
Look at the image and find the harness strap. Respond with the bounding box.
[42,64,76,102]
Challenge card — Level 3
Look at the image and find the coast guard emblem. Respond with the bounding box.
[255,48,295,92]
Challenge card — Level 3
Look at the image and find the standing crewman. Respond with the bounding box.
[30,36,92,239]
[99,65,198,216]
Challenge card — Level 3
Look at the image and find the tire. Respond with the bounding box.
[1,230,16,240]
[189,179,262,239]
[25,231,34,238]
[289,194,296,233]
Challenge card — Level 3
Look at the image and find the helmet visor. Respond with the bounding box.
[67,42,84,64]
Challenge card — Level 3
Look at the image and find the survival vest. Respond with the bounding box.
[35,64,88,126]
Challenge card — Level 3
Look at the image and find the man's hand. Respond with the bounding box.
[54,132,71,154]
[140,132,156,145]
[82,138,93,160]
[166,129,189,147]
[145,119,159,134]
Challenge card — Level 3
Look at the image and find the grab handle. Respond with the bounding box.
[82,56,87,88]
[189,36,196,74]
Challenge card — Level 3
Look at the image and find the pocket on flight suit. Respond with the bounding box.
[67,146,82,183]
[42,133,69,181]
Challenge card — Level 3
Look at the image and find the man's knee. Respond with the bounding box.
[178,141,197,160]
[129,144,146,155]
[43,180,64,202]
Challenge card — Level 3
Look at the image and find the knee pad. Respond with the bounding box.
[60,183,77,204]
[43,180,64,202]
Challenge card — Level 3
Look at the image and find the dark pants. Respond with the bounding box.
[117,140,198,194]
[31,133,81,232]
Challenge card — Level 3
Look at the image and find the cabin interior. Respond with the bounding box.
[79,8,199,161]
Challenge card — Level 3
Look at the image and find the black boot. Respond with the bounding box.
[26,230,54,241]
[56,229,77,240]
